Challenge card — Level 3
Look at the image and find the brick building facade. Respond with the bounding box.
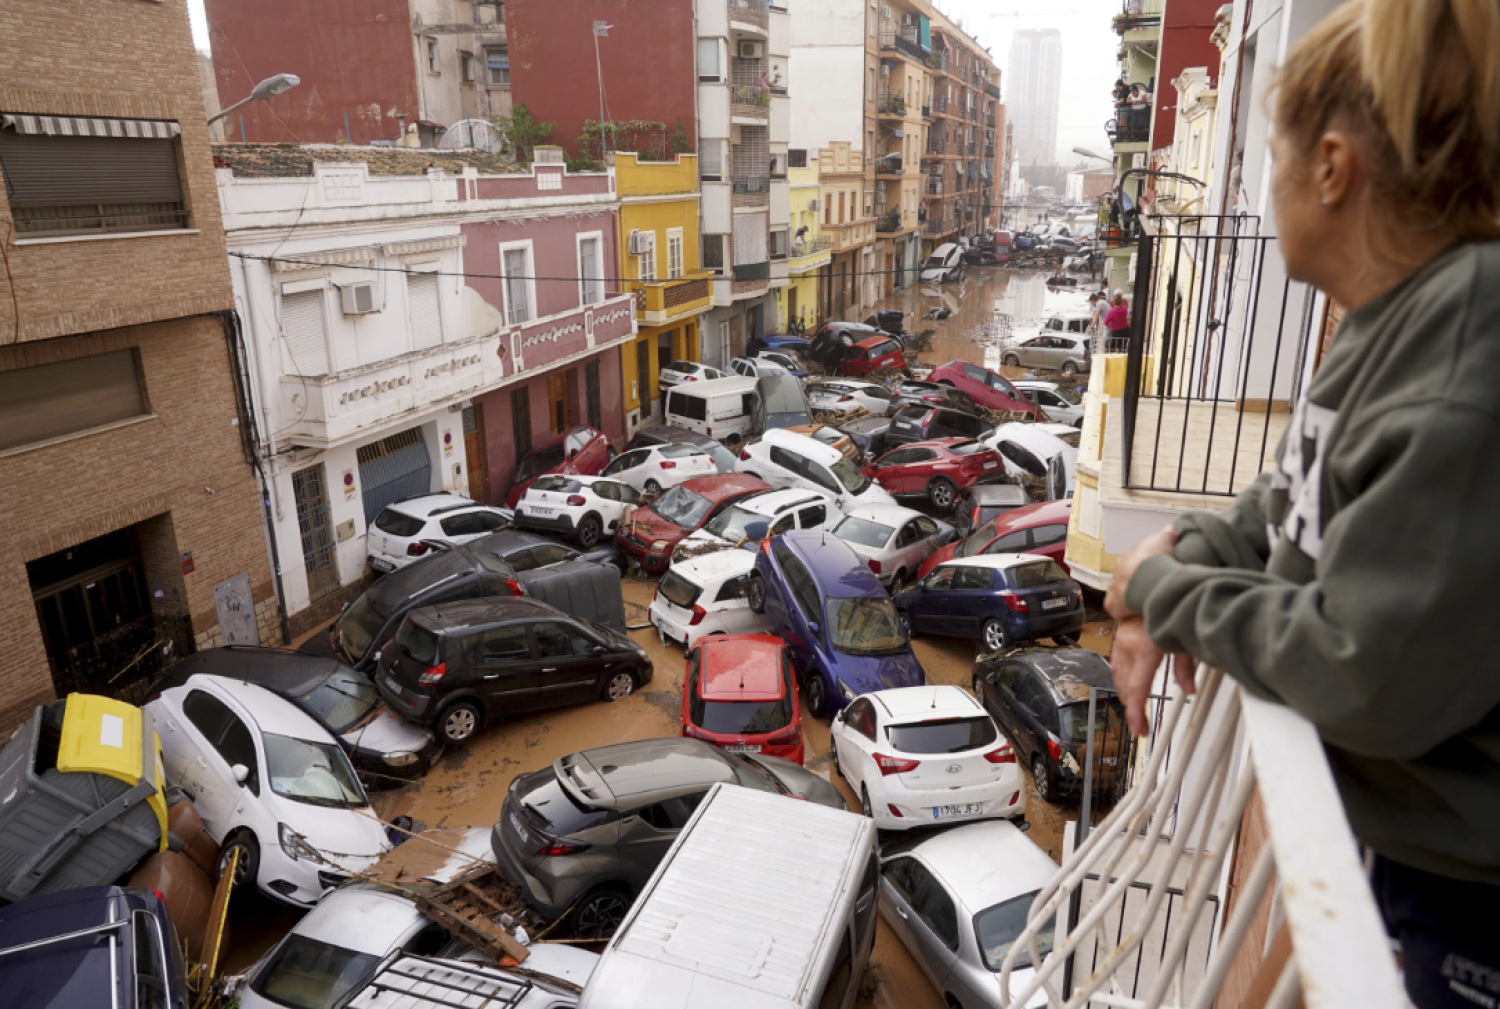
[0,0,276,729]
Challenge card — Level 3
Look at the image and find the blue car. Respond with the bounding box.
[746,530,926,718]
[894,554,1085,652]
[0,886,187,1009]
[747,333,813,355]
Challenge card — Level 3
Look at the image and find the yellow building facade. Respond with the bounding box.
[783,162,832,332]
[614,152,715,431]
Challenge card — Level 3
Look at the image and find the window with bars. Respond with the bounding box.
[511,387,532,457]
[667,230,684,279]
[502,247,531,325]
[788,149,807,168]
[486,48,510,85]
[585,361,602,430]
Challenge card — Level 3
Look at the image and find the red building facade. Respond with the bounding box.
[1152,0,1223,149]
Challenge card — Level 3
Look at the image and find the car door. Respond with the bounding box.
[438,510,508,546]
[468,624,545,713]
[908,567,955,633]
[870,447,915,492]
[960,364,992,405]
[711,573,763,635]
[769,544,813,666]
[898,447,940,495]
[615,791,709,894]
[796,500,832,532]
[531,620,608,708]
[993,663,1044,760]
[906,515,944,568]
[176,688,258,836]
[831,697,877,795]
[1017,337,1050,369]
[601,449,650,489]
[908,863,963,989]
[981,527,1033,559]
[948,565,998,639]
[890,519,927,576]
[879,855,924,951]
[801,457,845,502]
[1030,522,1071,566]
[588,480,625,531]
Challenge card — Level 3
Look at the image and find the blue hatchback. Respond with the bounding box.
[893,554,1085,653]
[746,530,926,718]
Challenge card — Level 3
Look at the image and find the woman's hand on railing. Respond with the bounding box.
[1107,526,1197,735]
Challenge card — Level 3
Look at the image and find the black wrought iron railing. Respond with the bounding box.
[879,30,925,62]
[732,175,770,194]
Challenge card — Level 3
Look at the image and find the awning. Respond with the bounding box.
[1,114,180,139]
[891,129,906,138]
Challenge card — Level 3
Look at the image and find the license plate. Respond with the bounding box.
[725,744,761,753]
[983,462,998,470]
[384,674,402,696]
[530,506,555,516]
[934,802,984,819]
[1042,597,1067,610]
[509,811,530,845]
[370,557,395,572]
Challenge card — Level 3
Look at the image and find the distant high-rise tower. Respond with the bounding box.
[1007,28,1062,172]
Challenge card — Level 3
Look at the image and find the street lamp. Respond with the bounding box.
[1073,146,1113,163]
[208,74,301,125]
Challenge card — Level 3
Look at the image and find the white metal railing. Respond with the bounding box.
[1001,666,1407,1009]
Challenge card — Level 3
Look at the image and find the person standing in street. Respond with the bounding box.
[1102,0,1500,1006]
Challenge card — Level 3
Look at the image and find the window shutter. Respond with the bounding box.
[407,273,442,349]
[282,290,330,376]
[579,239,601,305]
[733,213,768,265]
[0,349,146,452]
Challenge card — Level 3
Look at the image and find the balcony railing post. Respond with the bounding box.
[1120,231,1155,488]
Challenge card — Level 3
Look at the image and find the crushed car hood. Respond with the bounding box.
[341,703,436,758]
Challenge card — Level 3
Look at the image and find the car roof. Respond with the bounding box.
[739,487,832,516]
[407,595,559,632]
[180,674,337,740]
[993,422,1071,459]
[1013,381,1060,392]
[843,502,924,525]
[556,738,736,809]
[907,436,972,452]
[670,375,760,396]
[475,529,555,555]
[697,635,786,701]
[896,820,1060,914]
[966,483,1030,504]
[821,379,883,390]
[868,684,984,721]
[632,425,717,448]
[362,544,501,615]
[781,529,883,595]
[670,548,758,582]
[383,492,478,519]
[931,242,961,255]
[939,552,1053,572]
[1014,647,1116,698]
[841,415,892,432]
[989,498,1073,532]
[761,428,844,465]
[167,647,343,696]
[679,472,770,501]
[293,884,427,956]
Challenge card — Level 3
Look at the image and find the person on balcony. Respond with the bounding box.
[1104,0,1500,1005]
[1102,292,1129,352]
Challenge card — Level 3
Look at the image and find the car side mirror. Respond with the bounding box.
[592,645,606,656]
[808,621,821,636]
[231,764,249,785]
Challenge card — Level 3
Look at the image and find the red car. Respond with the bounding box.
[836,336,908,377]
[681,633,804,764]
[616,473,771,573]
[504,426,614,507]
[928,360,1040,417]
[864,437,1006,510]
[918,497,1073,578]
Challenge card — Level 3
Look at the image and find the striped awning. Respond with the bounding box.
[1,114,180,139]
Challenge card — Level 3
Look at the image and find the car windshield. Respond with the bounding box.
[705,504,765,542]
[923,255,947,269]
[976,890,1055,972]
[1059,698,1127,743]
[531,476,582,494]
[831,456,873,494]
[1009,560,1070,588]
[252,935,381,1009]
[515,443,566,483]
[298,669,379,734]
[651,486,714,528]
[955,516,1004,558]
[372,508,425,537]
[695,695,793,735]
[264,733,367,808]
[335,594,387,660]
[812,428,843,446]
[834,516,894,548]
[886,716,998,754]
[394,618,439,665]
[826,597,910,657]
[1051,386,1082,405]
[950,441,989,456]
[657,570,703,608]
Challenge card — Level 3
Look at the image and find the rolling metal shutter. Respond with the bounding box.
[407,273,442,349]
[281,290,330,376]
[356,427,433,525]
[0,350,145,452]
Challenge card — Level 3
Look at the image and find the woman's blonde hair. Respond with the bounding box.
[1274,0,1500,258]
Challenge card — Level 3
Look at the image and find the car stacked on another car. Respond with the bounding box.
[928,361,1039,418]
[658,361,725,390]
[624,424,740,473]
[674,487,842,558]
[737,428,895,512]
[729,356,790,378]
[890,380,980,415]
[681,634,804,764]
[831,504,955,588]
[367,493,512,573]
[983,422,1079,500]
[785,423,860,461]
[953,483,1032,539]
[834,336,908,378]
[649,550,771,648]
[598,443,718,495]
[512,474,643,549]
[865,438,1006,511]
[750,349,809,377]
[895,554,1085,652]
[920,498,1073,578]
[505,426,615,508]
[615,473,770,574]
[1014,381,1085,426]
[837,414,896,461]
[885,404,994,449]
[807,379,897,417]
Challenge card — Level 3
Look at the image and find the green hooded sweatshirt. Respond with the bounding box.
[1125,240,1500,885]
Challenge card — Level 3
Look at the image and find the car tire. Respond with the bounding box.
[831,738,844,778]
[572,887,632,941]
[438,700,482,746]
[890,568,908,590]
[982,618,1010,652]
[577,514,603,550]
[805,673,828,719]
[1004,353,1022,367]
[643,479,662,496]
[747,573,767,614]
[1033,755,1055,804]
[898,608,917,638]
[601,670,637,701]
[217,829,260,891]
[1062,361,1079,376]
[928,477,958,510]
[972,672,986,698]
[1054,632,1080,646]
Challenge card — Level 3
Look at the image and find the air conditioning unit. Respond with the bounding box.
[808,198,820,211]
[737,40,764,59]
[880,64,891,77]
[880,5,892,19]
[628,230,652,255]
[339,282,378,315]
[902,13,916,26]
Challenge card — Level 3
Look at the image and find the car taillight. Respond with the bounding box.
[874,753,921,776]
[660,460,677,470]
[985,743,1017,764]
[1048,739,1064,761]
[767,724,801,745]
[1008,790,1020,806]
[567,495,587,506]
[418,662,446,685]
[867,559,881,574]
[537,840,591,857]
[685,376,698,381]
[1000,591,1028,613]
[506,577,527,597]
[740,449,752,460]
[688,604,707,626]
[407,542,429,557]
[705,426,712,436]
[839,395,854,403]
[887,804,905,818]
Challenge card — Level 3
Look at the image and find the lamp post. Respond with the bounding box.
[208,74,301,126]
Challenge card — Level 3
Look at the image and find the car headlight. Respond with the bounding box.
[838,679,858,703]
[278,822,318,862]
[651,539,671,552]
[384,750,420,767]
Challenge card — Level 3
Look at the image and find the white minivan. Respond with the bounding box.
[663,375,760,447]
[578,783,878,1009]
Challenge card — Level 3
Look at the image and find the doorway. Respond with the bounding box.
[635,340,651,422]
[787,287,799,333]
[291,464,341,602]
[547,372,573,434]
[462,404,488,500]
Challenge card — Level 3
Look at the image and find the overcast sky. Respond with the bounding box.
[189,0,1116,166]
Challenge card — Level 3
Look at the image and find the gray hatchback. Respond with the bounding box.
[491,737,845,939]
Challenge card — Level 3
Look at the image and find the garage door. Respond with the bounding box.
[356,427,432,525]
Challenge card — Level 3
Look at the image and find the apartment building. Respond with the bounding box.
[816,141,879,319]
[1008,28,1063,174]
[921,15,1004,254]
[206,0,512,146]
[870,0,931,294]
[784,157,832,331]
[0,0,276,728]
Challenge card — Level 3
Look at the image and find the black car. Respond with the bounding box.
[970,647,1126,804]
[837,415,894,462]
[471,528,625,576]
[151,646,444,781]
[625,425,739,473]
[885,404,995,448]
[808,322,885,368]
[890,380,980,415]
[953,483,1031,538]
[375,597,653,745]
[332,544,523,672]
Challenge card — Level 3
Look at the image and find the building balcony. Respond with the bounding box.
[878,29,925,63]
[984,81,1000,99]
[824,219,875,253]
[729,86,772,121]
[923,219,947,236]
[924,176,943,196]
[789,234,833,272]
[930,94,949,116]
[876,92,911,119]
[731,173,770,207]
[875,153,904,178]
[1110,105,1153,145]
[624,271,715,326]
[926,51,948,73]
[875,209,903,234]
[985,145,996,160]
[926,137,947,156]
[727,0,769,34]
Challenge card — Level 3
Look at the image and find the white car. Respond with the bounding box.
[659,360,726,389]
[750,350,806,374]
[367,493,511,573]
[729,356,791,378]
[807,380,896,417]
[599,443,718,495]
[831,685,1026,832]
[649,550,772,649]
[512,474,643,549]
[984,423,1078,500]
[1014,381,1085,427]
[920,242,967,283]
[1035,422,1081,448]
[735,428,895,512]
[148,674,391,906]
[674,488,844,558]
[830,504,956,588]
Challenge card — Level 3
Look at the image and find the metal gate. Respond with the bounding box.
[356,427,432,525]
[291,463,341,602]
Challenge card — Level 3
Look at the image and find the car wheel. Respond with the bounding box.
[898,608,917,638]
[928,477,958,510]
[643,479,662,496]
[602,670,637,701]
[1004,353,1022,367]
[972,672,986,698]
[747,573,767,614]
[805,674,828,719]
[1062,361,1079,376]
[576,514,603,549]
[572,887,631,941]
[831,737,844,778]
[890,567,908,590]
[217,830,260,890]
[438,701,482,746]
[1054,631,1080,646]
[1033,755,1055,804]
[982,618,1010,652]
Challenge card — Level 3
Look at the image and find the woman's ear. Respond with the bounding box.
[1316,131,1358,209]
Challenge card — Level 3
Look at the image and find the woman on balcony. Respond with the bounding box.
[1105,1,1500,1005]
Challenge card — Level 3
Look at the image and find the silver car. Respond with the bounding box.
[878,819,1059,1008]
[830,503,955,588]
[1001,333,1092,376]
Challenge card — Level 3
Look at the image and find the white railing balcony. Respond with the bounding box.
[1001,667,1406,1009]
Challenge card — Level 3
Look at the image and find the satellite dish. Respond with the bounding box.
[438,118,506,154]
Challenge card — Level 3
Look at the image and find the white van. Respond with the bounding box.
[664,375,760,447]
[577,784,879,1009]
